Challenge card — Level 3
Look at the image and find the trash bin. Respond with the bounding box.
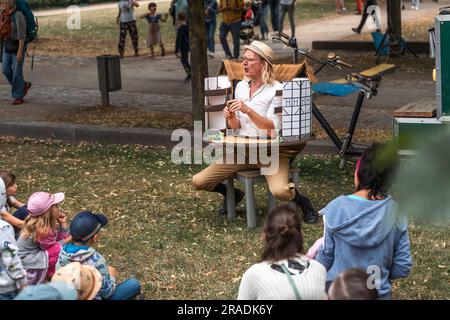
[96,55,122,106]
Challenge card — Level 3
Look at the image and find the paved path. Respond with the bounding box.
[34,1,170,17]
[0,1,444,147]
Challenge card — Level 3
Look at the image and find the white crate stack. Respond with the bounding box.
[204,76,232,131]
[281,77,312,142]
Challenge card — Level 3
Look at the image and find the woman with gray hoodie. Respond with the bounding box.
[316,143,412,299]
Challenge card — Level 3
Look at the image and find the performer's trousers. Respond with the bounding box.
[192,146,305,201]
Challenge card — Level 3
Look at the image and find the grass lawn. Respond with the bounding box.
[34,0,337,57]
[1,137,448,299]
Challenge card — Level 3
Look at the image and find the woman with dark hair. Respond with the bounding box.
[237,204,327,300]
[316,143,412,300]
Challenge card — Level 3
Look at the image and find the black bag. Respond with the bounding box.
[4,39,19,54]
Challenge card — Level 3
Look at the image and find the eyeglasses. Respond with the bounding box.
[242,56,259,63]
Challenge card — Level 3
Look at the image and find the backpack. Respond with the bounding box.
[16,0,38,43]
[0,8,14,40]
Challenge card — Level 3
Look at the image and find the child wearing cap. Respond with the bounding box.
[0,178,28,300]
[17,192,70,285]
[57,211,142,300]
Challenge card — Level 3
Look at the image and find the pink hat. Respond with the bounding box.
[27,192,65,217]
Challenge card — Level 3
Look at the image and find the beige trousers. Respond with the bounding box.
[192,146,305,201]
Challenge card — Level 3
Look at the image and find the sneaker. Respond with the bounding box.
[225,54,233,60]
[218,188,244,216]
[23,82,32,98]
[12,98,24,105]
[351,27,361,34]
[207,52,214,59]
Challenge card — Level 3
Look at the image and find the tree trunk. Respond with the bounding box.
[387,0,402,39]
[188,0,208,127]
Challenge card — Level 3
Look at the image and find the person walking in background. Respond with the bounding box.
[0,0,32,105]
[355,0,363,14]
[175,12,191,83]
[258,0,269,40]
[237,205,327,300]
[410,0,420,10]
[351,0,379,34]
[169,0,177,25]
[140,2,167,59]
[336,0,347,13]
[268,0,279,34]
[117,0,140,58]
[219,0,244,59]
[278,0,296,38]
[205,0,218,59]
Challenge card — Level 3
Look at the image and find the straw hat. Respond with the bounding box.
[243,40,275,66]
[52,262,102,300]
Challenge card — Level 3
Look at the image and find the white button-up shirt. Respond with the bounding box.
[234,80,282,137]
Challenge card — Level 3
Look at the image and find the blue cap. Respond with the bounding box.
[70,211,108,243]
[15,281,78,300]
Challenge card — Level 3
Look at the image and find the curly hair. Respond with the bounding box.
[260,204,304,262]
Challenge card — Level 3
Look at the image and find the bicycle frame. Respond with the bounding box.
[274,35,376,166]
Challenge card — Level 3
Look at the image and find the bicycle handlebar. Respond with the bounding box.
[336,60,353,69]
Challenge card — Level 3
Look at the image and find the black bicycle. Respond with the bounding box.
[273,32,382,168]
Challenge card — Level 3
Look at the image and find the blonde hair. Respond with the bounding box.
[261,59,275,85]
[20,206,57,241]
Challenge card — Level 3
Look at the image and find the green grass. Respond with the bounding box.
[34,0,337,57]
[0,137,448,299]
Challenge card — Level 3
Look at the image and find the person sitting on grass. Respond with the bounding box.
[15,261,103,300]
[57,211,142,300]
[0,171,28,238]
[17,192,70,285]
[0,177,28,300]
[328,268,378,300]
[315,143,412,300]
[237,204,327,300]
[140,2,167,59]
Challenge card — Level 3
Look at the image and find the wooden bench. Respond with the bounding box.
[393,98,437,118]
[224,168,300,229]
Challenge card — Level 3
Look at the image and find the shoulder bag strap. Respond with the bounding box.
[280,264,302,300]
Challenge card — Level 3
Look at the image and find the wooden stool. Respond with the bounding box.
[225,168,300,229]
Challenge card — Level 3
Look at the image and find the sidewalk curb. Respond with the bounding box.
[0,121,338,154]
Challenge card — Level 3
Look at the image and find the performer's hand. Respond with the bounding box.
[223,106,235,119]
[228,99,251,114]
